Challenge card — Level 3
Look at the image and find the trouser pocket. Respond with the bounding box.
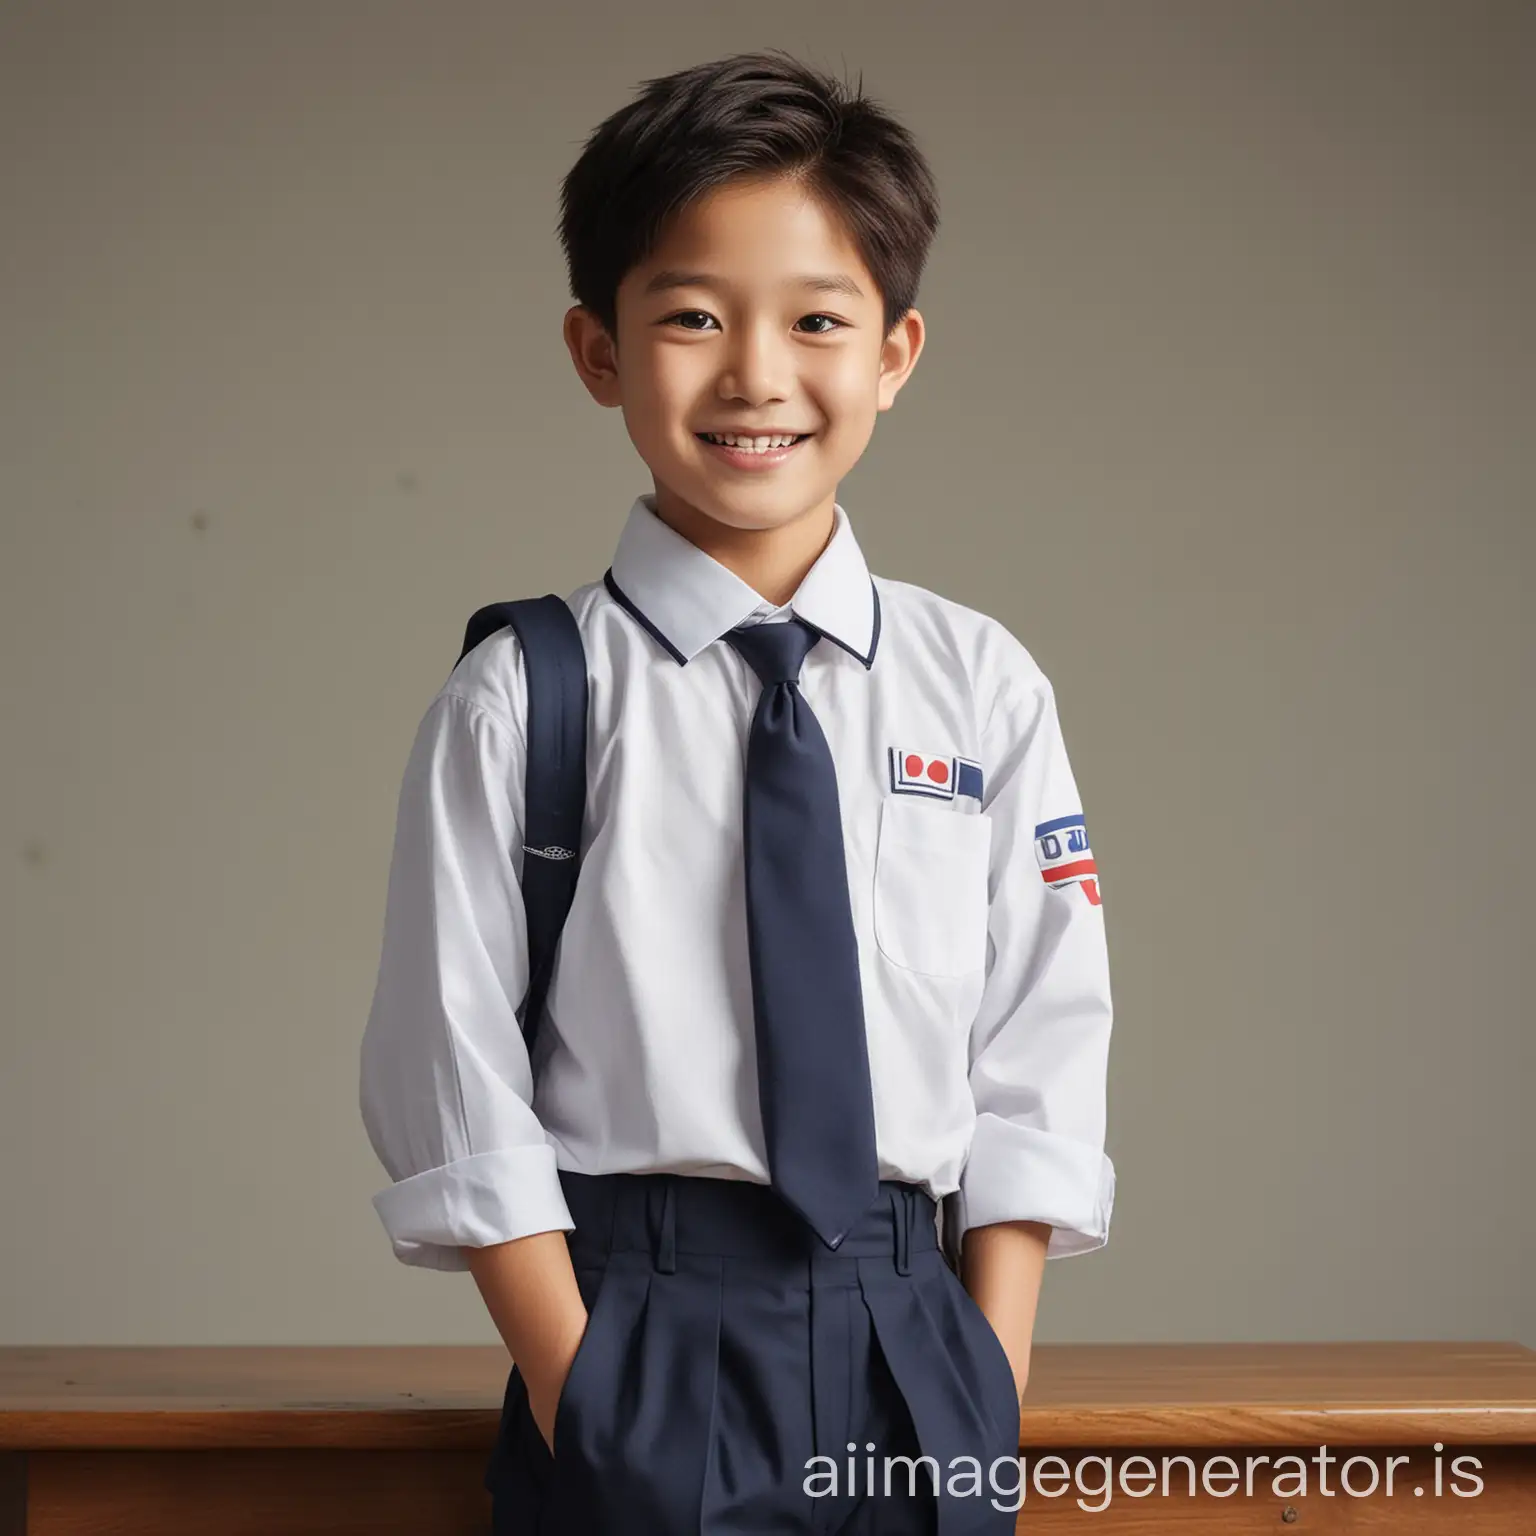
[486,1362,550,1535]
[857,1253,1022,1534]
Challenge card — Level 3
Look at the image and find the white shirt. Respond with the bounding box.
[360,494,1116,1271]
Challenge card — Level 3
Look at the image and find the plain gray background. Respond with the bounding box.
[1,0,1531,1347]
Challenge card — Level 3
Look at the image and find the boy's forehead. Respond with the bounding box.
[630,177,873,295]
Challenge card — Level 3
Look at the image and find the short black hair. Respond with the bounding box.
[558,50,940,341]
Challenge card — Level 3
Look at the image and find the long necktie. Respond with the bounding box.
[722,616,879,1249]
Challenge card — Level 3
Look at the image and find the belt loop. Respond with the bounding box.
[891,1186,911,1276]
[654,1176,677,1274]
[602,1177,620,1258]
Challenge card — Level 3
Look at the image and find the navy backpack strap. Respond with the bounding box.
[454,595,588,1062]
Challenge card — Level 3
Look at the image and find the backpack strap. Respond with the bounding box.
[454,595,588,1063]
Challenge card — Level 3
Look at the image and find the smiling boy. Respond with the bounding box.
[360,50,1115,1536]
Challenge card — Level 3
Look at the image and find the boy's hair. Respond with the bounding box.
[558,51,940,343]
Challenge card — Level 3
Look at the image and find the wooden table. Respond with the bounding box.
[2,1341,1532,1532]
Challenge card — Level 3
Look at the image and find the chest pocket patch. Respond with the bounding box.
[873,795,993,978]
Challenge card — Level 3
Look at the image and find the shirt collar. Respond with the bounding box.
[604,493,881,668]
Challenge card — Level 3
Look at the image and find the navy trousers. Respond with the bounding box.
[484,1171,1021,1535]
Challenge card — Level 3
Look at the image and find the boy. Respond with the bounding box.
[360,49,1114,1536]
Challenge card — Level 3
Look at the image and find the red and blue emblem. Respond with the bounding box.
[1036,813,1101,905]
[889,747,983,804]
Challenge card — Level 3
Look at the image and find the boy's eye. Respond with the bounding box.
[662,311,845,334]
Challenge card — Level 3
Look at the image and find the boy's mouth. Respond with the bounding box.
[694,431,814,470]
[696,432,813,451]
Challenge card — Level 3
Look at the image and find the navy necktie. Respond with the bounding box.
[723,616,879,1249]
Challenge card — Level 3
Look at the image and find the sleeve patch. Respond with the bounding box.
[1035,814,1101,905]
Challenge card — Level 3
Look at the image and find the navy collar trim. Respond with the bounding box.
[803,583,881,669]
[603,567,881,671]
[603,568,688,666]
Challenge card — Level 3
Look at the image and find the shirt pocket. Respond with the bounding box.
[872,795,993,978]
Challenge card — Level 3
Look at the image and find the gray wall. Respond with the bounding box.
[1,0,1530,1347]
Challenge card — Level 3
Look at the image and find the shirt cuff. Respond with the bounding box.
[371,1144,575,1272]
[956,1114,1116,1259]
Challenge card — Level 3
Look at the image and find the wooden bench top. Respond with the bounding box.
[3,1341,1533,1451]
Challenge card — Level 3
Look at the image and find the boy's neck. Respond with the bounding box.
[650,486,837,610]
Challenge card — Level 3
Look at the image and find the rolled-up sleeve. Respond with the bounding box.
[359,684,574,1272]
[956,640,1116,1258]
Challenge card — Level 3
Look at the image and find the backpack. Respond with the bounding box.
[453,595,589,1064]
[451,594,963,1271]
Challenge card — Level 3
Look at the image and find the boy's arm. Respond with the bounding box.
[359,684,574,1268]
[958,639,1116,1393]
[464,1232,587,1451]
[961,1218,1048,1407]
[359,677,588,1442]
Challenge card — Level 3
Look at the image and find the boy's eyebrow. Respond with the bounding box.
[641,269,866,300]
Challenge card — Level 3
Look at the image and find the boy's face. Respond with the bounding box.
[564,174,924,544]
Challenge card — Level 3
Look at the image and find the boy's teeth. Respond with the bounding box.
[704,432,802,451]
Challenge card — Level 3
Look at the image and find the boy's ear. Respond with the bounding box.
[564,305,623,407]
[876,308,926,413]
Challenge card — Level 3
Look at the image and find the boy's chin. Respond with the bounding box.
[650,474,831,532]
